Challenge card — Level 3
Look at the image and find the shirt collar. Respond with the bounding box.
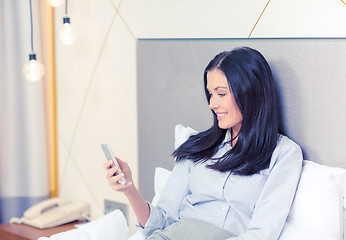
[219,129,232,149]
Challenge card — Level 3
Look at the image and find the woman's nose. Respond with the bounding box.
[209,97,218,110]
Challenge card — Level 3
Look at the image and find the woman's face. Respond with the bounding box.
[206,69,243,136]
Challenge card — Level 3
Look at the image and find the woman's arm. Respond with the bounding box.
[104,157,191,236]
[124,184,150,227]
[104,158,149,227]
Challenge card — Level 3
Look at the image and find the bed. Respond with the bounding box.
[39,124,346,240]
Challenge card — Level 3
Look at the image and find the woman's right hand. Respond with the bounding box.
[103,158,134,193]
[104,158,150,227]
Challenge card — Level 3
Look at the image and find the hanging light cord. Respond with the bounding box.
[29,0,34,52]
[65,0,68,15]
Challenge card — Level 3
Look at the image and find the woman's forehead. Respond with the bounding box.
[206,69,229,90]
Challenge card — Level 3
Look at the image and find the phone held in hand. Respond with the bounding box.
[101,144,127,185]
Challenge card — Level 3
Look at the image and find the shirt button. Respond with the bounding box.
[221,206,226,210]
[217,192,222,198]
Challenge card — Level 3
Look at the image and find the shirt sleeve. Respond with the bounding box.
[228,137,303,240]
[137,159,191,237]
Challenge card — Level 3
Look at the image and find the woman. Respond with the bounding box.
[104,47,303,240]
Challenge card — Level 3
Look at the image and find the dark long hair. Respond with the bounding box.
[173,47,280,175]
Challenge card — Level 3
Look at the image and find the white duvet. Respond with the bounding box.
[38,209,145,240]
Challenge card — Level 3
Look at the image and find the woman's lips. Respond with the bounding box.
[216,112,227,120]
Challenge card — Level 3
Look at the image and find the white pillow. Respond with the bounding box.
[279,160,346,240]
[150,124,194,206]
[174,123,198,149]
[38,209,130,240]
[150,123,197,204]
[151,167,172,206]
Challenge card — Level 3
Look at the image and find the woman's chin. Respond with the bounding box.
[218,123,229,129]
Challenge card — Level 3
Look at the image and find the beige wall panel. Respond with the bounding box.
[251,0,346,37]
[55,0,116,145]
[120,0,271,38]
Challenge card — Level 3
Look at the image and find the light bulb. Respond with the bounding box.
[58,17,75,45]
[46,0,64,7]
[22,54,45,82]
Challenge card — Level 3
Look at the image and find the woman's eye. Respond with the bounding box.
[219,94,226,97]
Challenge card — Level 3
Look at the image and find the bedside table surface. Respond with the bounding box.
[0,222,80,240]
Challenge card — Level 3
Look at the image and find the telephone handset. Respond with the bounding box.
[10,198,91,229]
[23,198,70,219]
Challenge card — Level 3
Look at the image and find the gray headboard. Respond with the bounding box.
[137,38,346,200]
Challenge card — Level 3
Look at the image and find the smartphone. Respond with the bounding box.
[101,144,127,185]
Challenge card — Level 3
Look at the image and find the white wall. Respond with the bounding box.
[54,0,346,232]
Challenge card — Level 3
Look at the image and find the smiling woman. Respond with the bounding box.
[104,46,303,240]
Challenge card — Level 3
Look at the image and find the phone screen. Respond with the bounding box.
[101,144,127,185]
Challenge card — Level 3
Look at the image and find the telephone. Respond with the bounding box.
[10,198,91,229]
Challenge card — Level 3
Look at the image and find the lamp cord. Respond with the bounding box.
[29,0,34,52]
[65,0,68,15]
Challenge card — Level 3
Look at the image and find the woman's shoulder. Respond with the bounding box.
[276,134,302,153]
[265,134,303,171]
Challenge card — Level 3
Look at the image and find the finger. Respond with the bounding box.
[116,181,132,190]
[124,181,133,187]
[111,180,133,191]
[116,157,123,164]
[111,172,125,184]
[103,160,113,169]
[116,158,127,167]
[106,166,118,179]
[116,158,128,168]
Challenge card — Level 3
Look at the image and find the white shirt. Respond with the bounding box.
[139,134,303,240]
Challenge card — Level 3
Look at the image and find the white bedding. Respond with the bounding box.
[38,210,133,240]
[37,124,346,240]
[38,163,346,240]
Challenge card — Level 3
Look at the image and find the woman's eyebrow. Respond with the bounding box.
[214,86,228,90]
[207,86,228,91]
[207,86,227,92]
